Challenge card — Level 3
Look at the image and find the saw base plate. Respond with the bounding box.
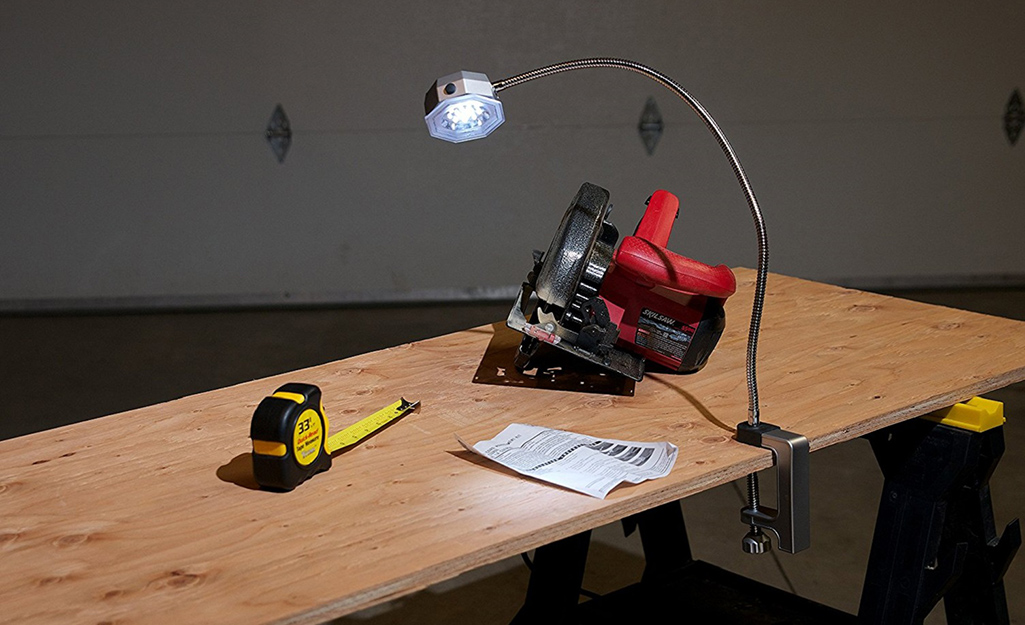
[507,284,645,382]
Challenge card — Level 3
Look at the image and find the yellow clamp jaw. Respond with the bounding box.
[924,396,1005,433]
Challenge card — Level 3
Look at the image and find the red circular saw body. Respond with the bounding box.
[600,189,736,372]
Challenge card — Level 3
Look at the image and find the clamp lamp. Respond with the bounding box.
[423,58,810,554]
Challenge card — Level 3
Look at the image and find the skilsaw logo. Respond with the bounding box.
[640,308,699,333]
[641,308,680,328]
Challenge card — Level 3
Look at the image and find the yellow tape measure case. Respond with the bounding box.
[250,383,331,491]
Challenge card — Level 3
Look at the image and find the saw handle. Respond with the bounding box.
[633,190,679,248]
[615,190,737,299]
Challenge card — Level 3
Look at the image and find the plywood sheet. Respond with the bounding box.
[3,270,1025,624]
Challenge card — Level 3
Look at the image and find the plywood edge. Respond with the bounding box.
[811,363,1025,450]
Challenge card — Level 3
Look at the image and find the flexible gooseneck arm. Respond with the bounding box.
[494,57,769,428]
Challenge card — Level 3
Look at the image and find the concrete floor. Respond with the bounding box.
[1,288,1022,623]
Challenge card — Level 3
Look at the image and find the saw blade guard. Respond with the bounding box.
[534,182,619,321]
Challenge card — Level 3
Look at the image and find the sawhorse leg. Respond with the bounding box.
[510,502,691,624]
[626,499,694,582]
[858,413,1020,624]
[509,529,592,624]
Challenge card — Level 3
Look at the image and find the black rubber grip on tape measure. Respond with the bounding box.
[250,383,331,491]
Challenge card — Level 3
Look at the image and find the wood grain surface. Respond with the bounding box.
[3,270,1025,625]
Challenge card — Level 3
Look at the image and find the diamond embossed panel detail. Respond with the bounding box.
[638,97,664,156]
[266,104,292,163]
[1005,90,1023,146]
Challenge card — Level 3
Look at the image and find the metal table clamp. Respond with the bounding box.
[736,422,811,554]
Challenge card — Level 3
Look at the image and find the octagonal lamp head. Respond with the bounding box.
[424,70,505,143]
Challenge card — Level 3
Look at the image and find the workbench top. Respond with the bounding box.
[3,270,1025,625]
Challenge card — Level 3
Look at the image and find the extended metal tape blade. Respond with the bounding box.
[325,398,419,453]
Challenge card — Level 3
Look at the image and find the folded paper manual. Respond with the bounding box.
[459,424,678,499]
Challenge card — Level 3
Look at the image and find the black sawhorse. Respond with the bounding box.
[510,413,1020,625]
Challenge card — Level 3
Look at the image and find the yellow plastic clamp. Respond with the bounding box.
[924,396,1005,433]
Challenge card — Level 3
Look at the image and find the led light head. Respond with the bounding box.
[424,70,505,143]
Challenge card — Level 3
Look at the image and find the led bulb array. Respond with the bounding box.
[423,71,504,143]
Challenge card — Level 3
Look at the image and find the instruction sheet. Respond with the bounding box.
[459,423,678,499]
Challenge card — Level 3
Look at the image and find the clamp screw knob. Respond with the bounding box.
[742,527,771,554]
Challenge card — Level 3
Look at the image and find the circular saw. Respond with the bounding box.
[507,182,737,381]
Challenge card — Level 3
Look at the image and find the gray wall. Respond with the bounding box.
[2,2,1023,310]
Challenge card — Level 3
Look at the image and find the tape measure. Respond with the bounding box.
[249,382,419,491]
